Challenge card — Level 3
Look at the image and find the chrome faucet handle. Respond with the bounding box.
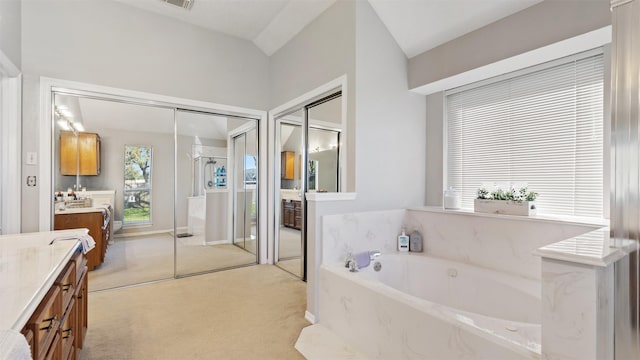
[346,259,359,272]
[344,252,353,268]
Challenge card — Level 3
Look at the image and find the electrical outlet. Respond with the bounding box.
[26,176,36,187]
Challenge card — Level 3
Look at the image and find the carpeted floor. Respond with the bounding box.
[79,265,309,359]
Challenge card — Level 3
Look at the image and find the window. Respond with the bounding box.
[446,50,604,218]
[124,145,152,224]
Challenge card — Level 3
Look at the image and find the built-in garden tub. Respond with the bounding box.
[318,253,542,359]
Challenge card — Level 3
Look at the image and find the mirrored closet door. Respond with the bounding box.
[274,92,342,279]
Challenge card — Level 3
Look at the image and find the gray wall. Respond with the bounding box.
[20,0,270,231]
[353,1,426,210]
[420,0,611,206]
[0,0,21,69]
[269,0,357,192]
[408,0,611,90]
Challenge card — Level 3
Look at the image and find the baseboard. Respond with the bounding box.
[304,311,316,324]
[204,239,232,246]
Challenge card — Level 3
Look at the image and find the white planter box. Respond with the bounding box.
[474,199,537,216]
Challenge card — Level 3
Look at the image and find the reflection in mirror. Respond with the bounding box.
[275,94,342,279]
[52,93,175,291]
[232,122,258,255]
[276,111,304,277]
[175,110,258,276]
[123,145,152,225]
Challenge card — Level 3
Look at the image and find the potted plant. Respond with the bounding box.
[474,184,538,216]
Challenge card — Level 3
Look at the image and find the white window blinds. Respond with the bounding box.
[446,51,604,218]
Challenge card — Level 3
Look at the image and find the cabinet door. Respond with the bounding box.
[281,151,294,180]
[77,133,100,176]
[59,131,77,176]
[59,132,100,176]
[74,269,88,350]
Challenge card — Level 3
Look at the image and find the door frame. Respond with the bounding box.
[0,50,21,235]
[38,77,269,264]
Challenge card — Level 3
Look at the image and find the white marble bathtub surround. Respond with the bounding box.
[540,258,614,360]
[319,264,538,359]
[322,209,407,265]
[404,207,602,280]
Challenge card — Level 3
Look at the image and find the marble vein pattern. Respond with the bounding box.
[322,209,406,265]
[404,210,600,280]
[541,258,614,360]
[318,262,540,359]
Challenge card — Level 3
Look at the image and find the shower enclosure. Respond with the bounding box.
[192,155,227,196]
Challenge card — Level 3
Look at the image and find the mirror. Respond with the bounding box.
[52,93,261,289]
[53,93,175,291]
[274,92,342,278]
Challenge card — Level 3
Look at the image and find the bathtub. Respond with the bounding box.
[318,253,542,359]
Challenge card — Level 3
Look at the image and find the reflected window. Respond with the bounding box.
[124,145,152,225]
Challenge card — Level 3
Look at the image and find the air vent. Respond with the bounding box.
[162,0,194,10]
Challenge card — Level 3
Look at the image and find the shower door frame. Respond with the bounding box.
[38,77,269,274]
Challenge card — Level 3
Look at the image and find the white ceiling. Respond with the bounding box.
[115,0,542,58]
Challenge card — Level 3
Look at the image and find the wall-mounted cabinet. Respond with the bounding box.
[281,151,295,180]
[60,131,101,176]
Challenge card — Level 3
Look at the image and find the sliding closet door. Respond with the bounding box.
[175,110,258,276]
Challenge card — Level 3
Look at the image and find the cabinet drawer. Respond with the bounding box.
[60,298,76,360]
[28,286,62,360]
[44,331,61,360]
[55,262,76,311]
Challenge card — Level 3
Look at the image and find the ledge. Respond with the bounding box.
[533,228,625,267]
[408,206,609,228]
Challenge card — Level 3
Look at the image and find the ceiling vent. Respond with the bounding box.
[162,0,194,10]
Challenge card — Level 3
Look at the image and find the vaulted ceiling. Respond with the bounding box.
[114,0,543,58]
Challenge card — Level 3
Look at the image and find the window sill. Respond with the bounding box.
[408,206,609,228]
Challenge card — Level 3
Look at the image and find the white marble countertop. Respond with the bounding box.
[533,227,625,267]
[54,205,108,215]
[0,229,86,330]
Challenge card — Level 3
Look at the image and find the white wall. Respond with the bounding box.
[20,0,270,231]
[353,1,426,211]
[0,0,21,70]
[269,0,357,192]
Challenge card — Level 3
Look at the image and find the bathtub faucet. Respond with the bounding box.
[345,250,381,272]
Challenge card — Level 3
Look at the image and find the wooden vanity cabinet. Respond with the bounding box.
[60,131,101,176]
[55,209,111,271]
[281,151,295,180]
[24,249,88,360]
[26,286,62,360]
[282,200,302,230]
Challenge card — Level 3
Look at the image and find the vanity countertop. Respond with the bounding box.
[0,229,86,330]
[54,205,110,215]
